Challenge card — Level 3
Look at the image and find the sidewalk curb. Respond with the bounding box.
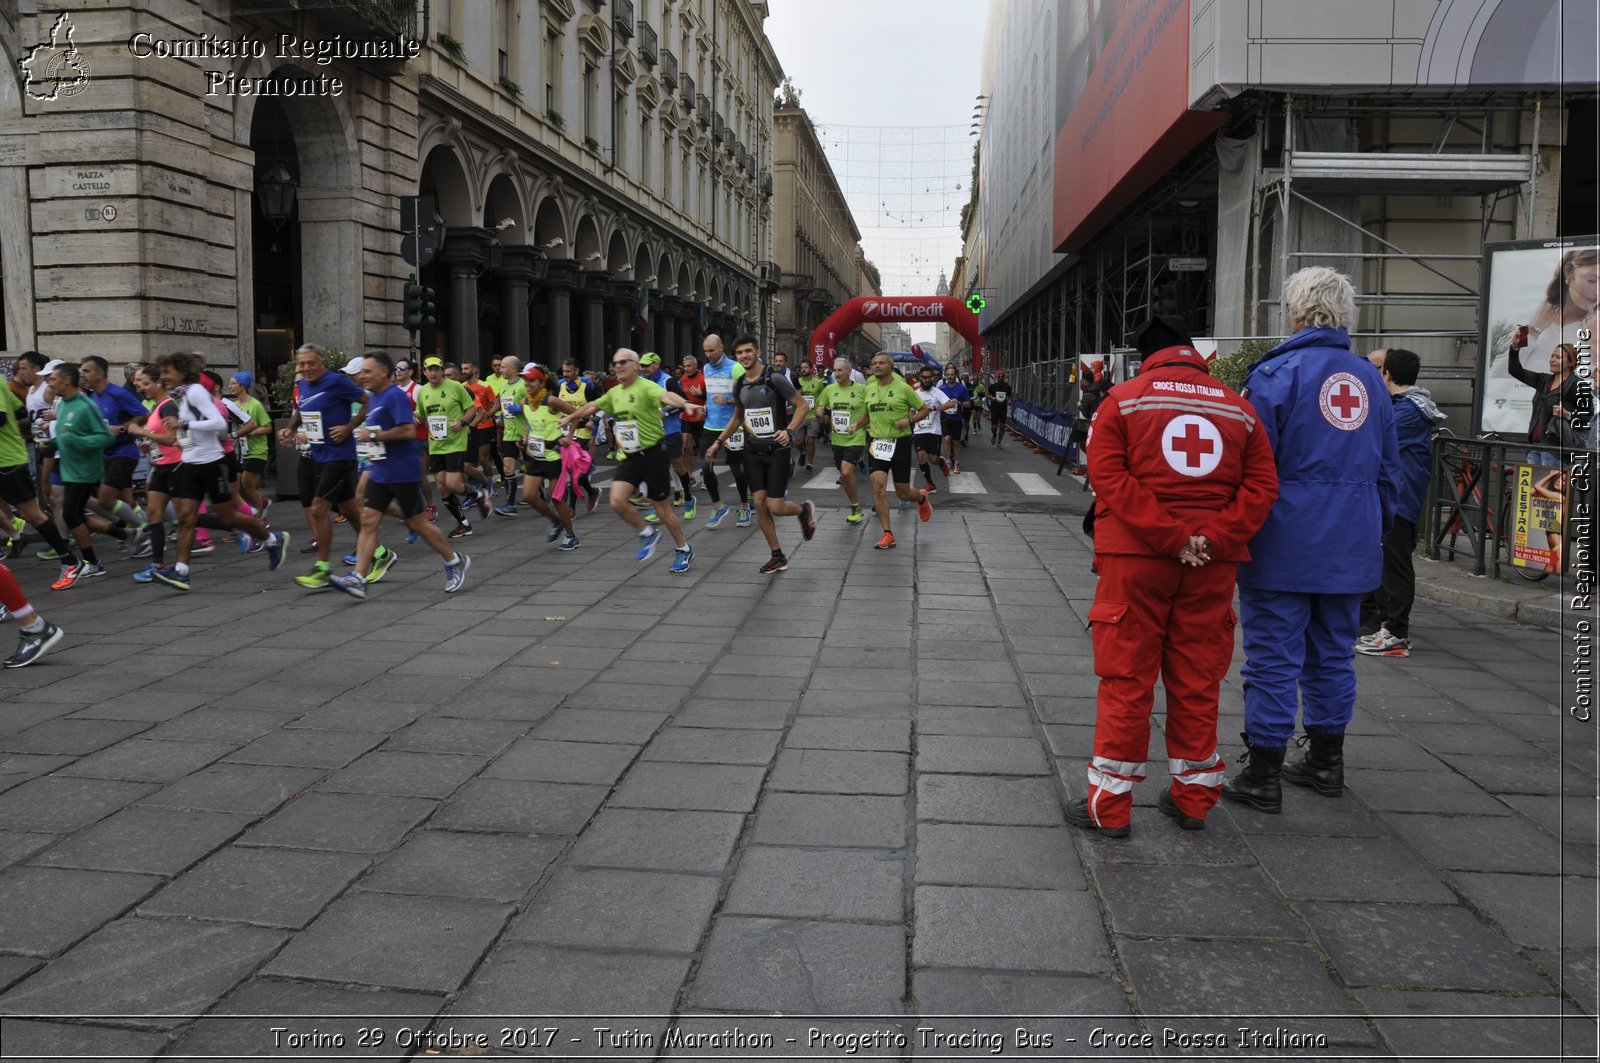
[1413,569,1567,632]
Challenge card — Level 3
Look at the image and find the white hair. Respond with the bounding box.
[1283,267,1357,331]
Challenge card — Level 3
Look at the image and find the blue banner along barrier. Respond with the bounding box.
[1009,399,1075,458]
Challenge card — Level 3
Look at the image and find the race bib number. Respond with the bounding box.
[870,438,897,461]
[747,408,777,437]
[831,410,853,435]
[525,435,547,460]
[706,376,734,399]
[301,411,325,444]
[726,428,746,451]
[614,420,642,453]
[357,439,387,462]
[178,425,195,451]
[427,414,449,441]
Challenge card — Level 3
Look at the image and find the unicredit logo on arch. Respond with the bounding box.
[861,300,944,319]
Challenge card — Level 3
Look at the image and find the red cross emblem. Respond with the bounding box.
[1318,372,1369,431]
[1161,415,1223,477]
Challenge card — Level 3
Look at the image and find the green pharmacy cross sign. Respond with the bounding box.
[966,294,986,314]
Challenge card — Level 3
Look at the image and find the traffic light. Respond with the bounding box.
[403,273,436,330]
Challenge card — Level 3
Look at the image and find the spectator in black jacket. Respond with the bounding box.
[1506,336,1589,465]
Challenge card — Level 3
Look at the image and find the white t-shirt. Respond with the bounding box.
[914,386,949,435]
[174,384,227,464]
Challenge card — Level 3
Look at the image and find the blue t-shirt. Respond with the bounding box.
[939,380,971,423]
[703,355,741,431]
[93,382,149,461]
[362,384,421,484]
[298,371,365,463]
[649,369,683,434]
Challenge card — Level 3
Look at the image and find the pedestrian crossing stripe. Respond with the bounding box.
[947,474,987,494]
[1007,473,1061,496]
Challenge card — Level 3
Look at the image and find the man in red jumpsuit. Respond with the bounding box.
[1067,317,1279,837]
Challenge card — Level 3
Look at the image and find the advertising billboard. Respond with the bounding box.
[1477,237,1599,437]
[1051,0,1222,253]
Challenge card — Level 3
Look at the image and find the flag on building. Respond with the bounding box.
[634,286,649,336]
[694,301,706,337]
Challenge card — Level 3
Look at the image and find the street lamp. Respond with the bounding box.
[256,160,298,230]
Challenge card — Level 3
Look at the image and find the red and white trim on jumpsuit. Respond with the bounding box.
[1082,346,1279,829]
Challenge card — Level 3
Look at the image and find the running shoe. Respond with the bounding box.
[4,622,64,669]
[443,553,471,593]
[635,527,662,562]
[343,552,359,566]
[448,523,473,539]
[79,562,106,580]
[368,547,397,583]
[425,504,438,523]
[493,504,518,517]
[1356,631,1411,658]
[558,532,581,551]
[190,542,215,556]
[474,491,491,520]
[130,565,155,584]
[705,504,730,528]
[670,544,695,574]
[874,531,896,550]
[295,563,332,590]
[405,530,420,545]
[644,511,660,524]
[1355,625,1389,649]
[546,522,565,543]
[917,493,933,523]
[235,532,254,556]
[672,490,684,508]
[36,547,67,562]
[4,535,25,561]
[50,562,86,591]
[152,565,190,592]
[798,500,817,541]
[805,463,813,472]
[938,456,951,476]
[300,538,320,553]
[630,492,650,507]
[682,496,697,521]
[924,483,938,493]
[7,515,23,538]
[735,506,753,528]
[264,531,289,571]
[846,503,864,524]
[585,489,599,514]
[759,552,788,574]
[334,512,347,524]
[331,572,367,600]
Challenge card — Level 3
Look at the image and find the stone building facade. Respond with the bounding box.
[770,104,879,367]
[0,0,783,384]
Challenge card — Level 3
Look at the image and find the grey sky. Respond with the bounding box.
[765,0,987,347]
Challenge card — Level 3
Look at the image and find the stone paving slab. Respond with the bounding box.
[690,917,905,1013]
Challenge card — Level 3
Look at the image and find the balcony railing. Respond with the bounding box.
[681,72,695,100]
[712,112,725,141]
[296,0,416,39]
[662,47,678,89]
[613,0,634,39]
[637,20,658,65]
[697,94,711,127]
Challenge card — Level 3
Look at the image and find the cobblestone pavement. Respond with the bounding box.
[0,445,1594,1061]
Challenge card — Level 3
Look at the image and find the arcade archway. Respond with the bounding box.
[809,296,985,372]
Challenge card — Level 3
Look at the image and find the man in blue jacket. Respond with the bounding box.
[1357,349,1445,659]
[1222,268,1400,813]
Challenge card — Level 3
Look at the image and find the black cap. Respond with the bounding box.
[1132,315,1192,357]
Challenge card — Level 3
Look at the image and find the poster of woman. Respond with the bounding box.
[1479,238,1600,436]
[1512,465,1568,575]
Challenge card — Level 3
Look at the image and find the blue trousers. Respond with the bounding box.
[1239,586,1362,748]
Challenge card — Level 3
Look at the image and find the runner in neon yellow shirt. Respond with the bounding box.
[862,351,933,549]
[815,355,870,524]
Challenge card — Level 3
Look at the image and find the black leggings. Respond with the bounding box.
[702,449,750,506]
[63,481,98,531]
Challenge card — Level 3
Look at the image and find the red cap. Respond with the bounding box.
[521,365,547,384]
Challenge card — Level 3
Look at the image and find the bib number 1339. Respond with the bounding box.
[870,438,897,461]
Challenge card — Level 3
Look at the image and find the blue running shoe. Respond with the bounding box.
[152,566,190,592]
[705,504,730,528]
[635,527,662,562]
[670,544,694,574]
[443,553,471,593]
[343,552,359,566]
[265,531,289,571]
[558,532,580,551]
[130,565,155,584]
[331,572,367,599]
[405,530,420,545]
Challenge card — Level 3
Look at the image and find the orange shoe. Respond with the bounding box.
[917,492,933,523]
[874,531,896,550]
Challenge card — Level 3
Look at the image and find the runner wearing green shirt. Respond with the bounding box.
[815,355,870,525]
[560,348,704,573]
[227,372,273,515]
[488,356,529,515]
[516,365,580,549]
[42,363,118,587]
[793,360,826,472]
[863,351,933,549]
[416,356,484,538]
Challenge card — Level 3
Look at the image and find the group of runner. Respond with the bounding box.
[0,334,1016,666]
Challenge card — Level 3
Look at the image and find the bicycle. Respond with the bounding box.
[1439,430,1553,582]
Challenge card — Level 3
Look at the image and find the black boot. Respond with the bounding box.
[1220,734,1285,814]
[1281,730,1345,797]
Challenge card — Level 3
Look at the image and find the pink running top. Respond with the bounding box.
[148,401,182,466]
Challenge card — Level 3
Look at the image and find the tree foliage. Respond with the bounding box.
[1208,338,1276,392]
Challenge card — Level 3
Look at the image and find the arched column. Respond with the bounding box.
[609,281,639,354]
[542,259,581,366]
[441,231,489,363]
[498,248,541,360]
[580,272,610,372]
[657,296,682,364]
